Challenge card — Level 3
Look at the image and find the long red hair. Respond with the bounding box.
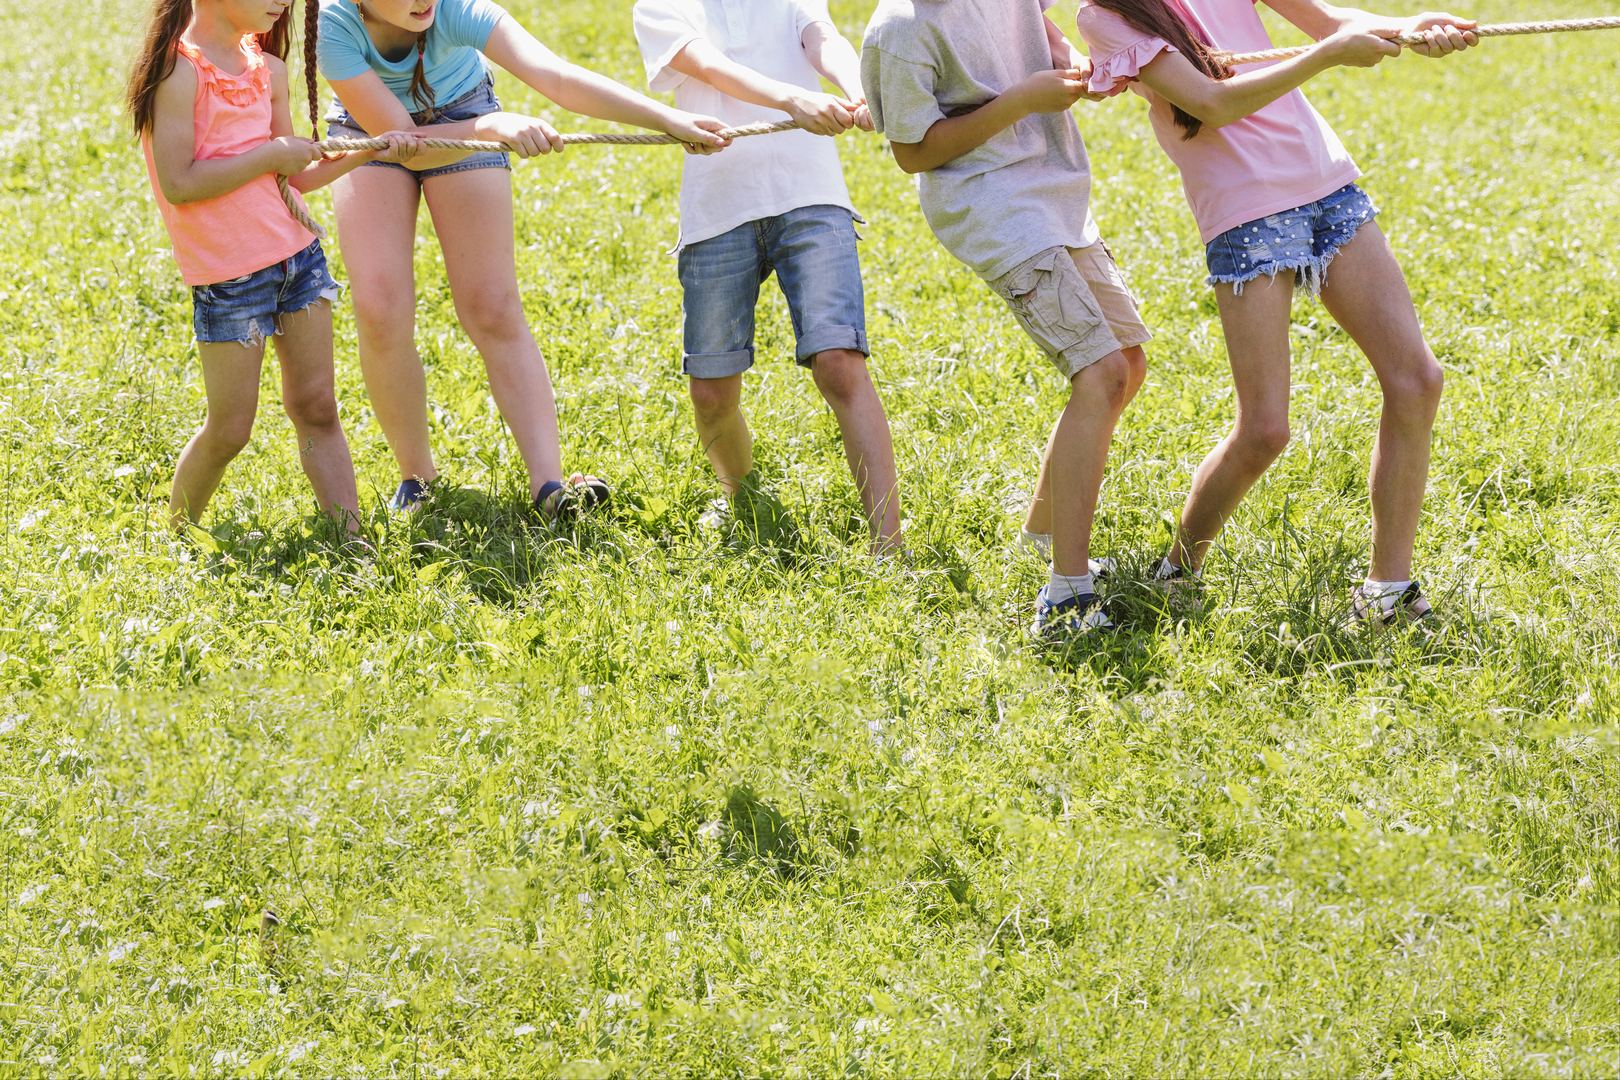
[1088,0,1231,138]
[126,0,296,135]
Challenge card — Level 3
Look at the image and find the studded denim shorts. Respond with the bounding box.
[325,75,509,182]
[190,239,340,347]
[1204,183,1379,296]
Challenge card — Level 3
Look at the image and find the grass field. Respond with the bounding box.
[2,0,1619,1074]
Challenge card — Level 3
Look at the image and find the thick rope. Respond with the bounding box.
[1217,15,1620,66]
[279,119,803,235]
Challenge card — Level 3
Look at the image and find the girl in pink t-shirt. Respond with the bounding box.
[129,0,416,535]
[1074,0,1474,626]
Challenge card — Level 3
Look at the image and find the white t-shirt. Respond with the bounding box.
[633,0,858,248]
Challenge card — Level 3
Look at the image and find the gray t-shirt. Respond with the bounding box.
[862,0,1100,281]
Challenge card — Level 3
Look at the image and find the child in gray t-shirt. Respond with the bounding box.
[863,0,1154,640]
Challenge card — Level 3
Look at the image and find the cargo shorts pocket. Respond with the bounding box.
[993,248,1106,359]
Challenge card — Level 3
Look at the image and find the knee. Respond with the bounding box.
[351,290,414,348]
[284,387,340,432]
[455,289,527,342]
[1388,353,1444,417]
[688,376,740,425]
[1078,350,1132,412]
[809,349,871,406]
[200,413,254,459]
[1235,415,1291,464]
[1122,345,1148,389]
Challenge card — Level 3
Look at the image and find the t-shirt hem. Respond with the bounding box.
[970,232,1096,283]
[674,195,859,252]
[1196,166,1362,244]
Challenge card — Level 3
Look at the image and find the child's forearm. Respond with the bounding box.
[162,146,283,205]
[888,93,1029,174]
[1043,15,1086,69]
[673,39,807,113]
[802,24,865,100]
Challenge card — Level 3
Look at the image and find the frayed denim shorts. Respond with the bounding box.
[191,239,340,347]
[1204,183,1378,296]
[677,204,867,379]
[326,76,509,182]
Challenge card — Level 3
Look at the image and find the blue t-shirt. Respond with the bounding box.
[317,0,506,116]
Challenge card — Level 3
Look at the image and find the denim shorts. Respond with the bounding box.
[677,204,867,378]
[190,239,340,346]
[326,75,509,182]
[1204,183,1379,296]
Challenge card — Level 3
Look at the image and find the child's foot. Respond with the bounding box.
[697,497,730,530]
[1031,585,1113,639]
[1348,579,1434,631]
[534,474,611,522]
[390,478,433,513]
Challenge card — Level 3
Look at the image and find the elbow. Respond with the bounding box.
[160,183,195,206]
[889,145,926,174]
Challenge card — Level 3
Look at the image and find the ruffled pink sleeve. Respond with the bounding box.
[1074,4,1177,96]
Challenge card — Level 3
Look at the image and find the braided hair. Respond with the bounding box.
[304,0,322,135]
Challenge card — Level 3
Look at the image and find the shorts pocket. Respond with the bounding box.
[999,252,1096,355]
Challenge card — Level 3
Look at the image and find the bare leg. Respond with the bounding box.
[272,300,361,531]
[809,349,903,553]
[1049,351,1133,579]
[1169,278,1295,571]
[331,165,436,485]
[1316,223,1443,581]
[689,373,752,494]
[169,341,264,530]
[1025,344,1147,536]
[423,168,562,498]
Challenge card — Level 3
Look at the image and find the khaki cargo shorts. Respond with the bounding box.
[988,241,1152,379]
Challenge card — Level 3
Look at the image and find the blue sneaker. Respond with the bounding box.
[1031,586,1113,639]
[390,478,433,513]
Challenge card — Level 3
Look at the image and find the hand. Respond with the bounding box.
[851,99,874,133]
[665,113,730,156]
[370,130,422,165]
[264,136,322,175]
[478,111,565,157]
[784,90,855,136]
[1400,12,1478,57]
[1321,27,1403,68]
[1009,68,1090,114]
[1070,58,1110,103]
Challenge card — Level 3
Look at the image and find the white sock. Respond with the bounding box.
[1019,528,1052,559]
[1153,558,1197,580]
[1046,571,1094,605]
[1360,578,1412,613]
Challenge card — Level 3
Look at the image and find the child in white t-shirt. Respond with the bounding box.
[633,0,903,553]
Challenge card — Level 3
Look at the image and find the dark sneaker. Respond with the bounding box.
[534,474,611,522]
[390,478,433,513]
[1031,585,1113,639]
[1348,579,1435,631]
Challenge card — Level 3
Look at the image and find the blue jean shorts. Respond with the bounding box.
[190,239,340,346]
[326,75,509,182]
[1204,183,1378,296]
[677,204,867,378]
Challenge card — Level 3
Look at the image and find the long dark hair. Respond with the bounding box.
[303,4,436,131]
[1088,0,1230,138]
[127,0,295,135]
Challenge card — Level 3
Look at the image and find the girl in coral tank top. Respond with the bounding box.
[128,0,417,534]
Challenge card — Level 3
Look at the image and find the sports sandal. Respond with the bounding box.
[390,477,434,513]
[534,474,611,522]
[1031,586,1114,639]
[1348,579,1434,631]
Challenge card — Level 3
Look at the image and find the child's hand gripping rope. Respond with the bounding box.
[1215,14,1620,66]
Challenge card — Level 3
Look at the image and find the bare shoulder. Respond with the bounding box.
[153,48,199,110]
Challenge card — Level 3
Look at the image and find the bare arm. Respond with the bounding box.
[888,67,1094,174]
[1263,0,1477,54]
[149,55,320,205]
[260,57,417,192]
[1132,3,1474,130]
[482,15,728,150]
[800,21,874,130]
[1043,13,1087,71]
[669,35,854,136]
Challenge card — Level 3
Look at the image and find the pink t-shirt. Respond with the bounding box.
[1074,0,1359,243]
[142,37,316,286]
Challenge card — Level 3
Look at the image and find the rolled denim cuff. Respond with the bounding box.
[794,324,868,365]
[682,349,754,379]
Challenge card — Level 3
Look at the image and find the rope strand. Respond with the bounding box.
[1216,15,1620,66]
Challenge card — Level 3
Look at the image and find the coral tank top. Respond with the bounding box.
[142,36,316,286]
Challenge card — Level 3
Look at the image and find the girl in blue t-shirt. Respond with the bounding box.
[307,0,728,518]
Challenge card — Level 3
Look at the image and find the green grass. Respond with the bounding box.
[2,0,1619,1074]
